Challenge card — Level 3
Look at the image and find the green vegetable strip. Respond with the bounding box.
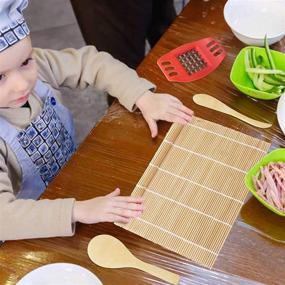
[264,35,285,83]
[271,86,284,94]
[275,73,285,82]
[244,49,254,80]
[264,74,285,85]
[251,48,257,67]
[256,55,264,65]
[246,68,285,75]
[256,73,275,91]
[264,34,276,69]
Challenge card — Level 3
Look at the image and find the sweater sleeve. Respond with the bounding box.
[0,143,76,240]
[33,46,156,112]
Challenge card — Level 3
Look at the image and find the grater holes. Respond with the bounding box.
[169,71,178,76]
[161,61,171,65]
[210,45,219,52]
[213,49,223,56]
[206,40,216,47]
[177,48,207,75]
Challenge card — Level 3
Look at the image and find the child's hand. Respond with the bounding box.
[136,91,194,138]
[72,188,144,224]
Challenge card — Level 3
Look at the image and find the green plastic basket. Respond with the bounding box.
[244,148,285,216]
[230,46,285,100]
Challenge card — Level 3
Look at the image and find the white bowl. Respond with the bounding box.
[277,93,285,136]
[17,263,103,285]
[224,0,285,46]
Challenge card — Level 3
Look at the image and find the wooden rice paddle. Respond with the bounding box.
[87,235,180,285]
[193,94,272,129]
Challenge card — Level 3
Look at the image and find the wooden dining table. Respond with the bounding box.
[1,0,285,284]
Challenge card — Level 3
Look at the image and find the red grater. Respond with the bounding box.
[157,37,226,82]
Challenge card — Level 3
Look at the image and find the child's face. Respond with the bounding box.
[0,36,38,108]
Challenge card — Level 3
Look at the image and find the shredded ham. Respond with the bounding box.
[253,162,285,212]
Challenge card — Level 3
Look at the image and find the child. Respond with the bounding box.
[0,0,194,241]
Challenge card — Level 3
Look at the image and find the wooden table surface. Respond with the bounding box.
[1,0,285,284]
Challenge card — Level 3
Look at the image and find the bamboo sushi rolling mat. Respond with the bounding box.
[116,117,271,268]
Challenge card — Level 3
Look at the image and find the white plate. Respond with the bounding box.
[17,263,103,285]
[277,94,285,135]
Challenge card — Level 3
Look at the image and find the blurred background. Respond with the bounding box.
[24,0,189,144]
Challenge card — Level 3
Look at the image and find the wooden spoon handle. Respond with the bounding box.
[134,259,180,285]
[193,94,272,129]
